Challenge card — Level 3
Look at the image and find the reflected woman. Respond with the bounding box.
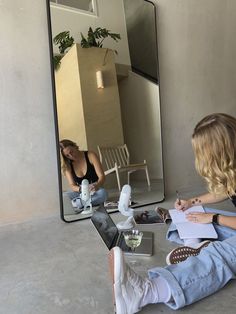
[59,139,107,212]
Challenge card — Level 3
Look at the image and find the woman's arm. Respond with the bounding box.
[218,215,236,229]
[175,192,228,211]
[88,151,105,190]
[186,212,236,230]
[64,169,80,192]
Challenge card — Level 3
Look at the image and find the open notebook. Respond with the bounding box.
[169,205,218,239]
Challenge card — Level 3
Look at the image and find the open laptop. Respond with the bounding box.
[91,206,154,256]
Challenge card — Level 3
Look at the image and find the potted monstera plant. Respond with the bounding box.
[53,27,121,70]
[53,31,74,70]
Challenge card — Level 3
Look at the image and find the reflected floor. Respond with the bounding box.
[107,179,164,207]
[63,179,164,221]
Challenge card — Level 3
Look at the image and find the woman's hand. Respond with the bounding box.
[88,151,106,188]
[174,199,192,211]
[186,212,214,224]
[89,183,98,193]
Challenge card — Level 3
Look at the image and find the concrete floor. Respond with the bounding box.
[1,196,236,314]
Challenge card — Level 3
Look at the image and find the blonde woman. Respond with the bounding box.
[166,113,236,262]
[109,113,236,313]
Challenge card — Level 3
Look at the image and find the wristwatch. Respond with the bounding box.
[212,214,220,225]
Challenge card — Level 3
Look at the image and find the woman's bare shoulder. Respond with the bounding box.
[87,150,97,157]
[87,150,100,163]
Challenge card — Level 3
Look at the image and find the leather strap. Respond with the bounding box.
[212,214,220,225]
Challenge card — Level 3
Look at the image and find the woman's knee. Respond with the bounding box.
[63,191,80,200]
[97,188,108,201]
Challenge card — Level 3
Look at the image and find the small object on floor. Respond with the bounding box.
[156,207,172,223]
[166,240,211,265]
[134,207,171,225]
[104,201,118,209]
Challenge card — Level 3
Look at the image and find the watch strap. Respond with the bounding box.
[212,214,220,225]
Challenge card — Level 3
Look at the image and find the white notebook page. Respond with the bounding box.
[169,206,218,239]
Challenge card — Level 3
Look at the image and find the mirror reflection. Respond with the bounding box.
[50,0,164,222]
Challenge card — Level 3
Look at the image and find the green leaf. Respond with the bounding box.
[79,26,121,49]
[53,31,74,54]
[53,55,63,70]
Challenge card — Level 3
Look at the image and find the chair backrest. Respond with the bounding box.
[97,144,130,170]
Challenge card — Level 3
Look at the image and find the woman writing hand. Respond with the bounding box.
[174,198,192,211]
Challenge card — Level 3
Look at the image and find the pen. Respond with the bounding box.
[176,190,181,205]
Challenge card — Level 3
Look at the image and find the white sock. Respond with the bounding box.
[140,275,171,307]
[184,238,201,247]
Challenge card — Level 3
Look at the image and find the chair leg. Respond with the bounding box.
[127,171,131,185]
[145,166,151,186]
[115,169,121,191]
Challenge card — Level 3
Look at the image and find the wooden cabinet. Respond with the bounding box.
[55,44,124,151]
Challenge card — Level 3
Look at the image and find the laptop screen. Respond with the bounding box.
[91,207,119,250]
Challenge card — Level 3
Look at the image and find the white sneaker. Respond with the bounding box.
[109,247,145,314]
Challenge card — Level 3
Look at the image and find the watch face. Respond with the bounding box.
[213,214,219,224]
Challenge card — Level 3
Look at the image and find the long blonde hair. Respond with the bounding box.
[192,113,236,196]
[59,139,79,174]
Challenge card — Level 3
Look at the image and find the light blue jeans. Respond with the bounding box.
[149,237,236,309]
[64,188,107,209]
[148,207,236,309]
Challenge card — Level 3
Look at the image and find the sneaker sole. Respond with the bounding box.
[109,247,126,314]
[166,240,211,265]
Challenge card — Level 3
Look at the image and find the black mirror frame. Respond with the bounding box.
[46,0,165,223]
[46,0,65,222]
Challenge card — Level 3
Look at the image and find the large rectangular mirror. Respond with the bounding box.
[48,0,164,222]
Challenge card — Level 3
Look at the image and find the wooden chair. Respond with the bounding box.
[97,144,150,190]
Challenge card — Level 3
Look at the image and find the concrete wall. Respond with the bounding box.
[154,0,236,195]
[0,0,60,224]
[119,71,163,179]
[2,0,236,224]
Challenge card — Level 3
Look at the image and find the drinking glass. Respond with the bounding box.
[123,229,143,265]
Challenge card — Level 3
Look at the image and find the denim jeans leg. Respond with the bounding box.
[64,188,107,208]
[148,236,236,309]
[63,191,80,200]
[166,222,184,245]
[91,188,107,206]
[204,207,236,240]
